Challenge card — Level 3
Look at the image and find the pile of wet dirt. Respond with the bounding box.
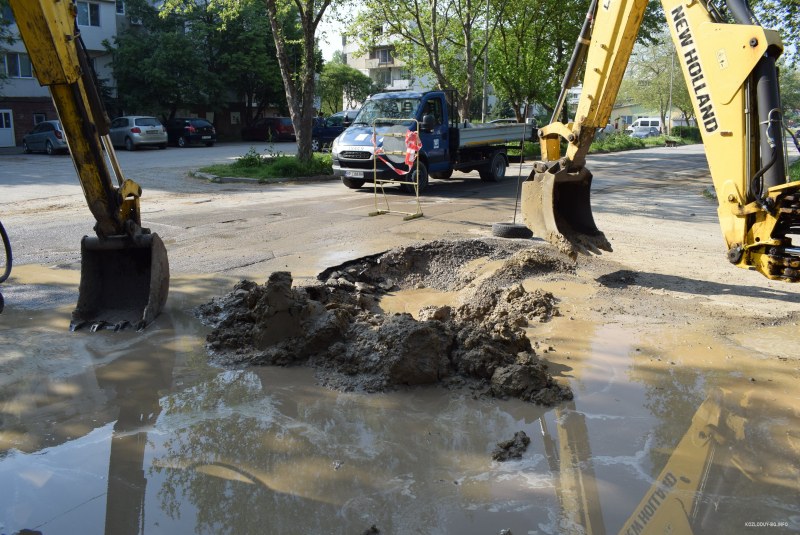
[492,431,531,461]
[196,238,574,405]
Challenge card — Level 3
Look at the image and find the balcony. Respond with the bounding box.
[366,58,395,69]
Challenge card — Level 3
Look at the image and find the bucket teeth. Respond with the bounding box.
[521,166,610,260]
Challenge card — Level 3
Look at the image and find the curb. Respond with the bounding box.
[192,171,337,185]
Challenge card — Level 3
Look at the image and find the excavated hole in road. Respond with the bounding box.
[195,238,575,405]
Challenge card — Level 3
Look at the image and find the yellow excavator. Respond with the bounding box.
[523,0,800,283]
[6,0,169,330]
[543,387,799,534]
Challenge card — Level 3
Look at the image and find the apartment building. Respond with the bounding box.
[0,1,121,147]
[341,25,427,98]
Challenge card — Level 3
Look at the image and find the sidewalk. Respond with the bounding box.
[0,146,23,156]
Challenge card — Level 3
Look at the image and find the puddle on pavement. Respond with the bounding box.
[2,263,799,534]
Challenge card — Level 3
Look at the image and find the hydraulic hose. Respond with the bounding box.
[551,0,599,125]
[0,220,10,314]
[0,220,10,284]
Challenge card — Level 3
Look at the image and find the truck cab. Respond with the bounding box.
[333,90,531,192]
[331,91,451,189]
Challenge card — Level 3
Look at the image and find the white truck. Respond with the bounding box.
[331,90,537,192]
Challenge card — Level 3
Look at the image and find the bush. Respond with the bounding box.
[672,126,702,142]
[590,132,646,153]
[199,150,333,181]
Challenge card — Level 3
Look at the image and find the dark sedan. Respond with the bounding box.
[165,117,216,147]
[311,110,358,152]
[241,117,295,142]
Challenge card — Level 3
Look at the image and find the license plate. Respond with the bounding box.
[202,135,211,140]
[345,170,364,178]
[146,130,158,134]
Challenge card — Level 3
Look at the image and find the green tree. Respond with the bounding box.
[262,0,329,161]
[488,0,585,122]
[750,0,799,66]
[618,34,692,131]
[0,0,18,90]
[212,0,287,124]
[319,61,379,114]
[349,0,511,121]
[108,0,220,117]
[779,60,800,121]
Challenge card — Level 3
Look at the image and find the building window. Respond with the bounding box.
[77,2,101,27]
[4,53,33,78]
[116,0,125,15]
[33,113,46,125]
[370,47,393,64]
[374,69,391,87]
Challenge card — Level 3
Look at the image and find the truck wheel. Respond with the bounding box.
[342,176,366,189]
[401,161,428,194]
[479,152,506,182]
[311,138,321,152]
[492,222,533,239]
[430,169,453,180]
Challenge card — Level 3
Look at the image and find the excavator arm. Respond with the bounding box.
[522,0,800,282]
[8,0,169,330]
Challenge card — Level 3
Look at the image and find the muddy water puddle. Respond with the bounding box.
[2,264,800,534]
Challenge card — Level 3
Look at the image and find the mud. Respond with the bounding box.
[492,431,531,462]
[196,238,574,404]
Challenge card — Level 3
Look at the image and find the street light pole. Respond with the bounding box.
[481,0,489,123]
[667,48,675,136]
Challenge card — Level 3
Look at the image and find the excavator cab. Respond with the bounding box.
[9,1,170,330]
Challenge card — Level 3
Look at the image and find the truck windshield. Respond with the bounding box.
[353,98,421,125]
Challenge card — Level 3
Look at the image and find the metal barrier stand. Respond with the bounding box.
[368,118,423,221]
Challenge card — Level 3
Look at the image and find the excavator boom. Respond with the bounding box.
[523,0,800,282]
[8,0,169,330]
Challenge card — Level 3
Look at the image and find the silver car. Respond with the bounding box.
[22,120,69,155]
[109,116,168,151]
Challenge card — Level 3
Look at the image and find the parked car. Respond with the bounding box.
[311,110,358,152]
[22,120,69,155]
[241,117,295,142]
[630,126,661,139]
[626,117,662,133]
[109,116,167,151]
[165,117,217,147]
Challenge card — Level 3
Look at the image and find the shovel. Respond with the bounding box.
[521,163,612,260]
[70,232,170,331]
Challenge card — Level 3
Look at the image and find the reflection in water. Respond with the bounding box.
[96,337,175,535]
[148,368,560,534]
[2,270,799,534]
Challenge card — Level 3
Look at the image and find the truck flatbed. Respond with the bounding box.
[457,123,536,147]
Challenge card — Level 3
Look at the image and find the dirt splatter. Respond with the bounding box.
[196,238,574,405]
[492,431,531,461]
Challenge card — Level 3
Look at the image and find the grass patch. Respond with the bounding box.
[199,147,332,182]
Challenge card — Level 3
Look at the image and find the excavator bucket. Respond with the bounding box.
[70,233,169,331]
[521,165,612,260]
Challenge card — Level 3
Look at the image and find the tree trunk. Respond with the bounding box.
[265,0,328,163]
